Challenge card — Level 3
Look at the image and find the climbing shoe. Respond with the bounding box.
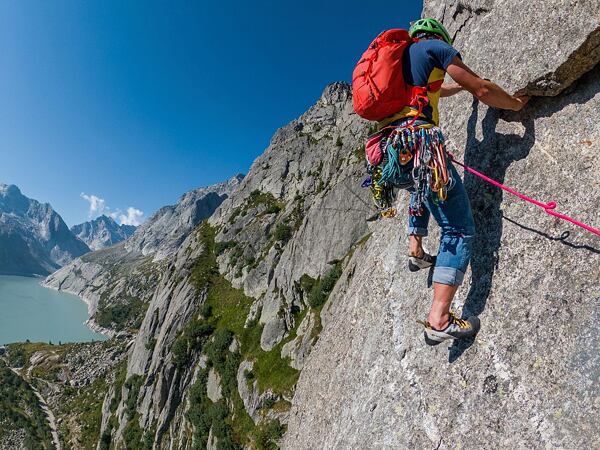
[422,313,480,346]
[408,251,436,272]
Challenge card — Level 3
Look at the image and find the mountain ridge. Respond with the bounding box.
[0,183,90,276]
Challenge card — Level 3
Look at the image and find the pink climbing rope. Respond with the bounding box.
[449,155,600,237]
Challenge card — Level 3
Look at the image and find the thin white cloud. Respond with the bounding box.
[81,193,144,226]
[80,193,107,218]
[110,207,145,226]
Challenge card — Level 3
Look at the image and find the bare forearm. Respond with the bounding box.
[474,80,523,111]
[446,56,529,111]
[440,83,463,97]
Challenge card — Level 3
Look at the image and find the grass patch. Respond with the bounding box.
[249,340,299,395]
[124,375,144,418]
[204,276,254,337]
[123,412,152,450]
[5,342,69,370]
[186,370,239,450]
[110,360,127,413]
[171,320,214,369]
[264,204,282,215]
[190,223,219,291]
[289,196,305,231]
[215,240,237,255]
[247,190,282,214]
[228,190,284,225]
[252,419,286,450]
[353,144,366,163]
[306,262,343,309]
[200,272,299,397]
[272,223,292,242]
[94,295,148,331]
[316,179,325,194]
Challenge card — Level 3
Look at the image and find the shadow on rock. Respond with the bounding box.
[449,98,535,363]
[448,63,600,363]
[502,215,600,254]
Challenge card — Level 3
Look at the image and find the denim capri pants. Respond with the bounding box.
[408,162,475,286]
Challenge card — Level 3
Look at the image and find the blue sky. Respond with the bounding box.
[0,0,423,227]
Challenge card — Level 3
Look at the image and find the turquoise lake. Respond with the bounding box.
[0,275,106,345]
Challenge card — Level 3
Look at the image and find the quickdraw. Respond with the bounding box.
[409,125,453,215]
[361,122,454,219]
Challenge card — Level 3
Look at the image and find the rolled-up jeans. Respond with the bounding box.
[408,162,475,286]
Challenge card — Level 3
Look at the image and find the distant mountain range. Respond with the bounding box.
[44,173,245,331]
[0,184,90,275]
[71,215,136,251]
[0,175,244,281]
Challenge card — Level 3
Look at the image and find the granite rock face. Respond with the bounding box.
[283,2,600,449]
[423,0,600,96]
[208,82,370,351]
[280,311,317,370]
[71,215,135,251]
[0,184,90,275]
[106,228,209,447]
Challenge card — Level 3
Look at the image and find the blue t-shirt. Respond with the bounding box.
[379,39,460,127]
[403,39,460,86]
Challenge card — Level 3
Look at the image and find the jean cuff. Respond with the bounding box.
[408,226,428,236]
[432,266,465,286]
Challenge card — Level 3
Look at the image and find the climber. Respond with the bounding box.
[394,18,529,345]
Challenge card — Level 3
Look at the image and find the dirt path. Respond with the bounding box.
[10,368,61,450]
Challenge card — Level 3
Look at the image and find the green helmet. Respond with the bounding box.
[409,18,453,45]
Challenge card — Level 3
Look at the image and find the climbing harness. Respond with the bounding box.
[361,123,454,219]
[449,155,600,237]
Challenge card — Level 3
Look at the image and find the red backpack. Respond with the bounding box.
[352,29,429,122]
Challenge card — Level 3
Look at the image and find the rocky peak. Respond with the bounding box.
[124,173,244,260]
[0,184,90,275]
[71,215,136,251]
[0,183,23,196]
[319,80,352,105]
[0,183,31,214]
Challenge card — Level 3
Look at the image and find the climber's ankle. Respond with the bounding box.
[428,312,450,330]
[408,235,424,258]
